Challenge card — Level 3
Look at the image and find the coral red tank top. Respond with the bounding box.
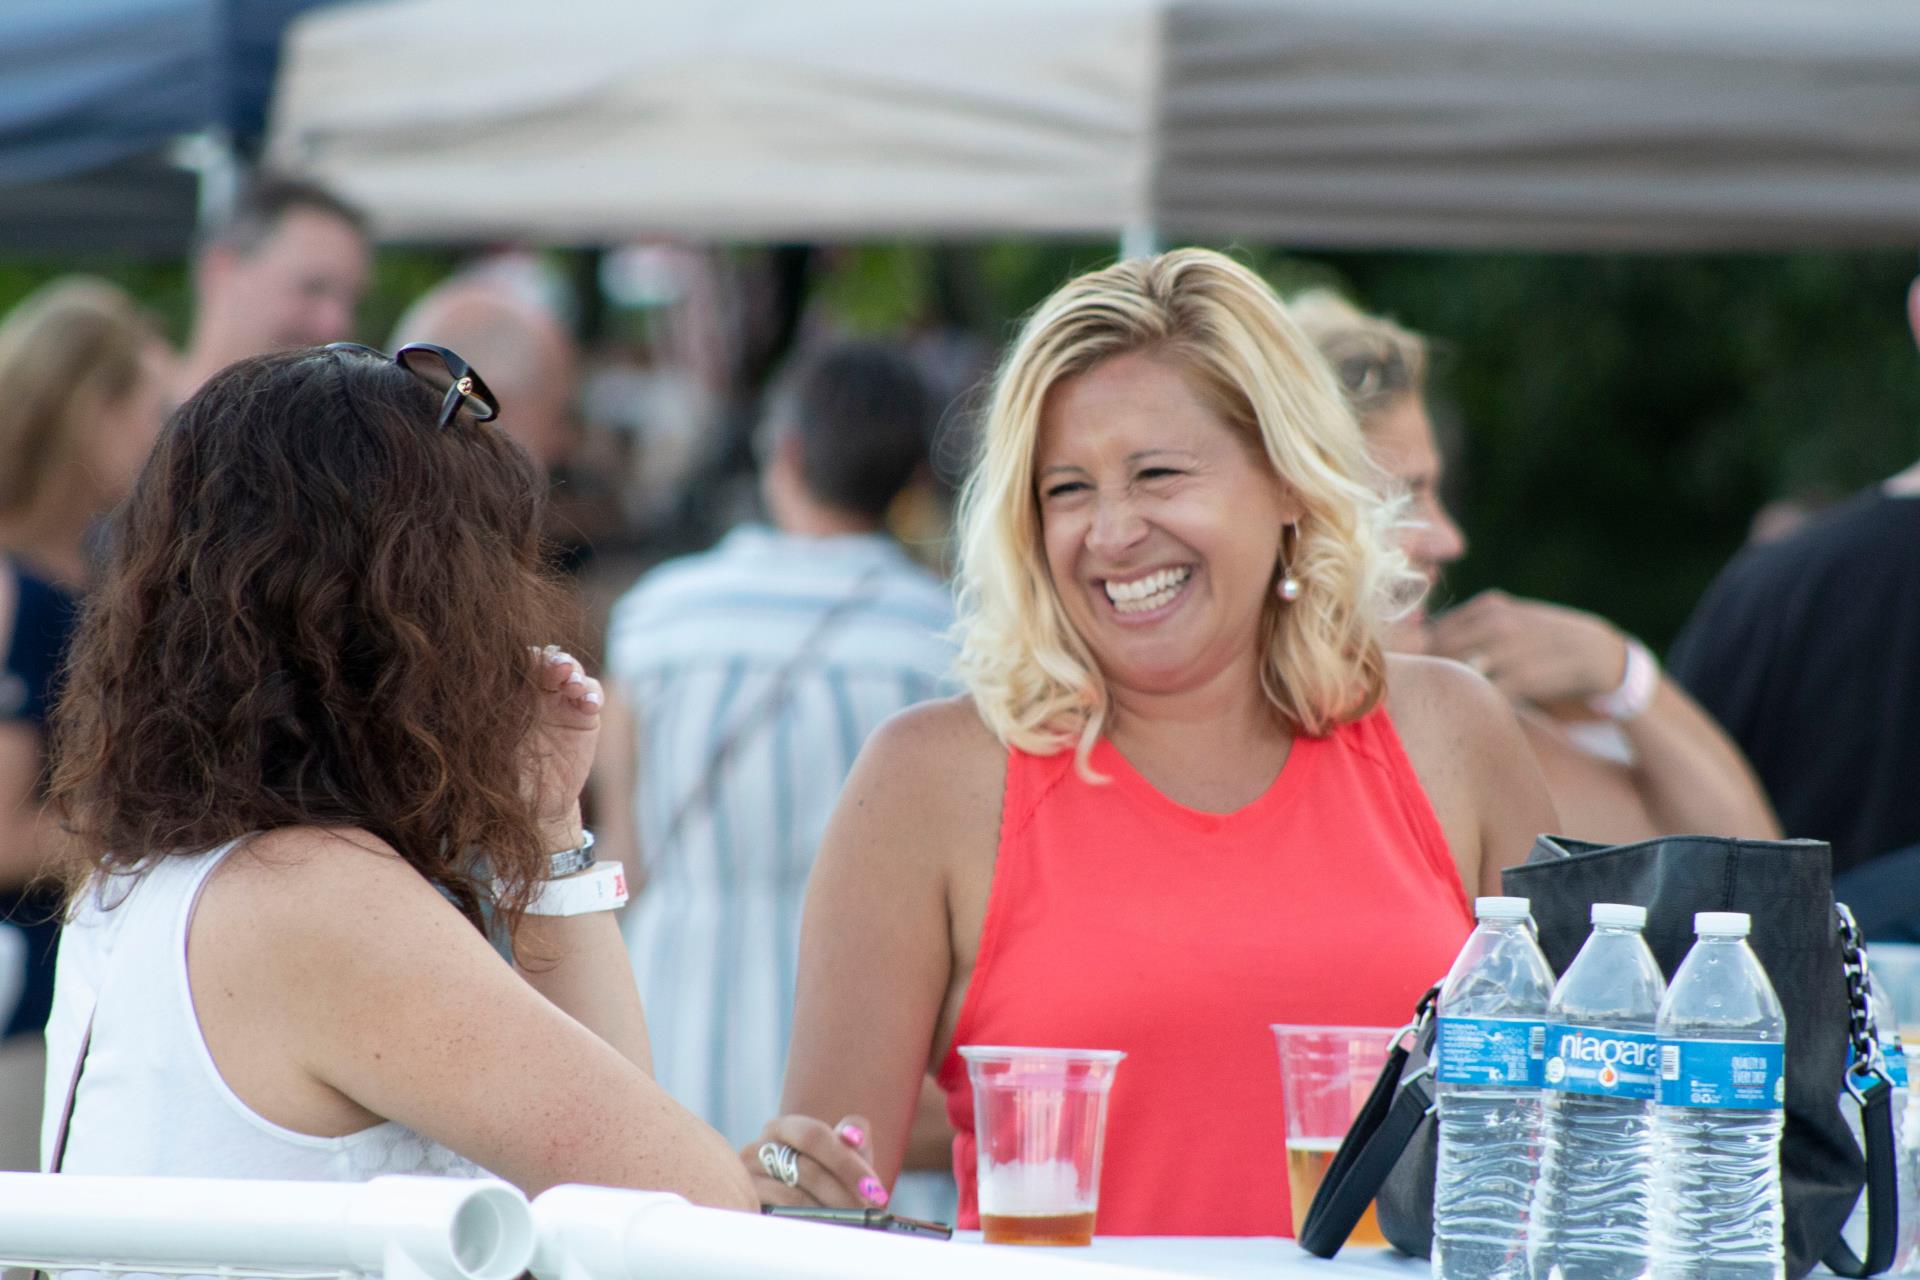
[935,707,1472,1238]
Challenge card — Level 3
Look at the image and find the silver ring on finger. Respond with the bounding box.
[758,1140,801,1188]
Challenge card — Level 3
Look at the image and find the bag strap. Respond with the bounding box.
[45,1011,92,1173]
[656,565,886,853]
[1826,905,1900,1278]
[1299,986,1438,1258]
[1826,1077,1899,1278]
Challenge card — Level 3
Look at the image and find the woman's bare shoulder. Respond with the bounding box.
[869,694,1002,753]
[212,826,419,898]
[857,695,1005,800]
[1382,653,1520,819]
[1387,652,1552,770]
[1383,652,1560,891]
[827,695,1006,867]
[197,825,479,965]
[1384,652,1505,728]
[189,826,505,1087]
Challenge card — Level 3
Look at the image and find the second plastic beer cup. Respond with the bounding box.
[1272,1024,1395,1245]
[959,1046,1124,1245]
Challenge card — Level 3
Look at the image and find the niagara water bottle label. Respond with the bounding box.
[1436,1016,1547,1086]
[1657,1038,1786,1109]
[1542,1024,1659,1099]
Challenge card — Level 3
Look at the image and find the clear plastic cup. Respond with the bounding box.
[959,1045,1125,1246]
[1272,1024,1397,1245]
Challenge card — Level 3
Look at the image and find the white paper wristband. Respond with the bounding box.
[1590,638,1660,723]
[511,860,629,917]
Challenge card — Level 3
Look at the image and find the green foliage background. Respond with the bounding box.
[4,243,1915,651]
[811,243,1920,650]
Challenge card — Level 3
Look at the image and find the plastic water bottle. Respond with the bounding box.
[1650,912,1786,1280]
[1531,903,1666,1280]
[1434,896,1556,1280]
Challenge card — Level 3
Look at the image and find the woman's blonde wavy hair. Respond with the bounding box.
[954,249,1419,771]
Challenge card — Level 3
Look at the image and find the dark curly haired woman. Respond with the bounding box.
[39,344,754,1205]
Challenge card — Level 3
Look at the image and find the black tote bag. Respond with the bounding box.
[1365,834,1893,1280]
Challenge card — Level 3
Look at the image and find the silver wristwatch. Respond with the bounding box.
[546,829,597,879]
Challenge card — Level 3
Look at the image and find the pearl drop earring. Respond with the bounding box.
[1277,521,1303,602]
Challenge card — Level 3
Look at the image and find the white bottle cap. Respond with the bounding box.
[1695,911,1751,937]
[1592,903,1647,929]
[1475,896,1531,921]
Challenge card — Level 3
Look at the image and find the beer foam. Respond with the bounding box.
[978,1158,1095,1216]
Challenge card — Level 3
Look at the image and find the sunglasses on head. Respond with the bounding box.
[324,342,500,429]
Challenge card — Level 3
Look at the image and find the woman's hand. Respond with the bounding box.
[743,1114,890,1209]
[1427,590,1628,710]
[525,645,603,843]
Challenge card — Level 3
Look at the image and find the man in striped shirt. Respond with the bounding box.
[598,342,956,1175]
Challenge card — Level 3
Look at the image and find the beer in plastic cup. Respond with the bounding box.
[959,1045,1124,1245]
[1272,1024,1396,1245]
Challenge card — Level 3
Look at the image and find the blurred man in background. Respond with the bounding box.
[1669,275,1920,933]
[178,174,370,396]
[390,259,582,476]
[595,340,956,1211]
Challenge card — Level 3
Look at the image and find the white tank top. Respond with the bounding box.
[42,838,487,1180]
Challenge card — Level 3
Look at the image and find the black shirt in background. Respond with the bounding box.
[0,568,80,1039]
[1669,488,1920,877]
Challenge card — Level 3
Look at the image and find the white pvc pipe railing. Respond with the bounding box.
[0,1174,1182,1280]
[0,1173,533,1280]
[531,1185,1172,1280]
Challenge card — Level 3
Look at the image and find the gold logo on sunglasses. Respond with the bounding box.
[455,375,475,396]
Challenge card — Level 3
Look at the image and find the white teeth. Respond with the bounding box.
[1103,566,1191,612]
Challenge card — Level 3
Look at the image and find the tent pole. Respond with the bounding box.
[1120,220,1160,260]
[174,128,243,235]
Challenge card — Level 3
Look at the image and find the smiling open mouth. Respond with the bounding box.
[1103,565,1193,614]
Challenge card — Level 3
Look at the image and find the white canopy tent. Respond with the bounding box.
[267,0,1920,250]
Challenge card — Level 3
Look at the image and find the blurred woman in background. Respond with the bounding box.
[1290,289,1778,844]
[0,278,173,1168]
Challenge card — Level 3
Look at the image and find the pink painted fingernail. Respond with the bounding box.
[858,1177,888,1207]
[837,1123,866,1147]
[582,689,603,707]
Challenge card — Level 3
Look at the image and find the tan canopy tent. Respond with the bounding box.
[267,0,1920,250]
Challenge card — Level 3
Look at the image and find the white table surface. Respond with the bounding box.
[955,1234,1430,1278]
[956,1236,1841,1279]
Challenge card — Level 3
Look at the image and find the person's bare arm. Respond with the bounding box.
[496,653,658,1069]
[1515,712,1663,845]
[194,830,752,1207]
[587,682,645,892]
[0,722,49,892]
[0,564,56,892]
[511,844,653,1076]
[903,1075,956,1172]
[1612,678,1780,838]
[1429,590,1778,840]
[1388,654,1561,899]
[751,700,999,1207]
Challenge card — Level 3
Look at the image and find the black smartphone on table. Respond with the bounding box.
[761,1204,955,1239]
